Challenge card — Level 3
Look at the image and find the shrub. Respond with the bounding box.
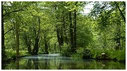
[71,47,84,58]
[83,48,92,59]
[61,43,71,57]
[91,47,125,61]
[108,48,125,61]
[71,47,93,59]
[90,48,104,58]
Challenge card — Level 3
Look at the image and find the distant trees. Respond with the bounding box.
[90,1,125,50]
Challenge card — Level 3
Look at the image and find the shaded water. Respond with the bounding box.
[4,54,125,69]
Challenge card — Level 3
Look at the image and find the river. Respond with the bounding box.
[4,54,125,69]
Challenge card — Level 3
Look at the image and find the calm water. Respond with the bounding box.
[4,54,125,69]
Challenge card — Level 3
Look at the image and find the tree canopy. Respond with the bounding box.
[2,1,125,69]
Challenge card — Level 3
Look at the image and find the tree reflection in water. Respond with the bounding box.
[26,59,32,69]
[4,55,125,69]
[16,59,19,69]
[33,58,38,69]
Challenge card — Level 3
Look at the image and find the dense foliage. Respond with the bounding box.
[2,1,125,68]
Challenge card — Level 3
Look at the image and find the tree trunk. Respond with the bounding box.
[2,2,6,69]
[27,43,31,54]
[32,37,39,55]
[56,27,62,52]
[24,33,32,54]
[115,23,121,50]
[15,22,19,59]
[60,27,64,45]
[115,2,126,23]
[69,12,74,51]
[73,9,77,52]
[32,17,40,55]
[62,15,68,44]
[44,33,48,54]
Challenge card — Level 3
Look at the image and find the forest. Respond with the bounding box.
[2,1,125,69]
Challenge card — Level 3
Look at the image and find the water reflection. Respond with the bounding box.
[33,58,39,69]
[4,54,125,69]
[16,59,19,69]
[26,59,32,69]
